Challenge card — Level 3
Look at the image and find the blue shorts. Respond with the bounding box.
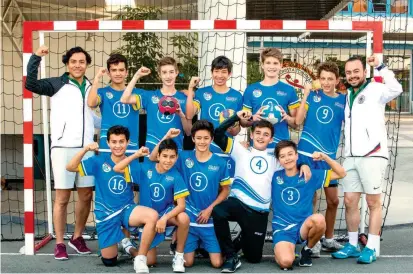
[139,206,176,250]
[272,222,305,246]
[184,225,221,254]
[96,204,137,249]
[298,153,338,187]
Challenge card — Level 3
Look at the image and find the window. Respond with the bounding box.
[391,0,408,13]
[372,0,388,12]
[352,0,368,12]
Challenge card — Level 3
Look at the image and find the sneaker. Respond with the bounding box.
[331,243,361,259]
[299,247,313,267]
[120,238,134,256]
[54,243,69,260]
[311,241,321,258]
[221,256,241,273]
[134,255,149,274]
[321,238,344,252]
[170,241,177,255]
[68,236,92,254]
[172,254,185,273]
[357,247,377,264]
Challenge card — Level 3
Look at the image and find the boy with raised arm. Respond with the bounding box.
[211,110,311,273]
[294,62,346,255]
[149,123,231,268]
[66,125,158,273]
[120,57,192,151]
[271,140,346,270]
[113,138,190,273]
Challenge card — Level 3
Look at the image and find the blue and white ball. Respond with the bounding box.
[261,105,282,125]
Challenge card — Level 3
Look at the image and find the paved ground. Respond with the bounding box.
[1,225,413,273]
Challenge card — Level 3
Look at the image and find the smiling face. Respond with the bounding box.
[159,64,178,88]
[107,134,129,157]
[277,146,299,170]
[67,52,88,80]
[319,70,339,94]
[345,59,367,89]
[108,62,128,85]
[261,56,282,79]
[212,68,231,87]
[157,149,177,172]
[250,126,273,151]
[192,129,213,153]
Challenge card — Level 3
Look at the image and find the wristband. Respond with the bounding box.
[375,63,386,71]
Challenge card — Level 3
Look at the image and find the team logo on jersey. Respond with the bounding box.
[276,90,287,97]
[151,95,159,104]
[185,158,194,168]
[226,96,238,102]
[276,176,284,185]
[335,102,345,109]
[147,170,152,179]
[165,176,174,182]
[358,95,365,104]
[298,177,305,184]
[313,95,321,103]
[106,92,113,99]
[253,89,262,98]
[208,165,219,171]
[203,92,212,101]
[102,163,111,172]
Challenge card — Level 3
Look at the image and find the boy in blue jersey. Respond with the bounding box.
[113,139,190,273]
[242,48,299,151]
[150,122,231,268]
[87,54,150,153]
[272,140,346,269]
[212,110,312,273]
[185,56,242,179]
[295,62,346,255]
[120,57,192,151]
[66,125,158,273]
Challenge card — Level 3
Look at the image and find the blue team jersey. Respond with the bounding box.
[125,160,189,214]
[79,154,135,222]
[243,81,300,148]
[134,89,187,150]
[271,169,332,227]
[175,150,231,224]
[97,86,142,153]
[297,91,346,159]
[210,142,235,177]
[193,86,243,129]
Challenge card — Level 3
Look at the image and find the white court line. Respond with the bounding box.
[2,253,413,258]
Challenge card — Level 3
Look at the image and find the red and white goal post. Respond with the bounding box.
[22,19,384,255]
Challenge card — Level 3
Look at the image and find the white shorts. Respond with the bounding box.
[341,157,388,195]
[51,147,95,189]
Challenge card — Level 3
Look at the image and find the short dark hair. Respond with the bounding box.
[107,125,130,142]
[158,139,178,155]
[211,56,233,73]
[107,53,128,71]
[251,120,274,138]
[275,140,297,159]
[62,46,92,65]
[317,62,339,79]
[345,56,366,70]
[191,120,214,138]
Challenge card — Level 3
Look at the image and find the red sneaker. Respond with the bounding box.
[54,243,69,260]
[68,236,91,254]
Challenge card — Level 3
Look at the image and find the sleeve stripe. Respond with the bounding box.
[323,170,332,187]
[174,191,190,200]
[220,179,231,186]
[288,102,300,110]
[224,138,234,154]
[132,94,142,111]
[242,105,252,111]
[193,101,200,113]
[97,95,102,106]
[78,164,86,176]
[305,102,309,110]
[124,165,132,183]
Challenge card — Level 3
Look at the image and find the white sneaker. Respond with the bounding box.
[121,238,133,255]
[134,255,149,274]
[172,254,185,273]
[321,238,344,252]
[311,241,321,258]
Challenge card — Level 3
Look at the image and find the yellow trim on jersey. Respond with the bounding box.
[288,102,300,110]
[220,179,231,186]
[124,166,132,183]
[174,191,190,200]
[78,164,86,177]
[242,106,252,112]
[96,95,102,106]
[132,94,142,111]
[323,170,332,187]
[224,138,234,154]
[193,101,200,113]
[304,102,309,111]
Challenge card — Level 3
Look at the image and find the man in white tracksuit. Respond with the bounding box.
[332,55,402,264]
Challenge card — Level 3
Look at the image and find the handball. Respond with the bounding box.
[261,104,282,125]
[158,96,178,115]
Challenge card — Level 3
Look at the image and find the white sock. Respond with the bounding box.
[304,245,311,250]
[125,246,132,255]
[348,231,358,247]
[366,234,380,250]
[325,238,334,243]
[175,251,184,258]
[136,255,147,262]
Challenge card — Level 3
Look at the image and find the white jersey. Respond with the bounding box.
[224,139,283,212]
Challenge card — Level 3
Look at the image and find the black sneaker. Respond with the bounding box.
[169,241,177,255]
[221,256,241,273]
[233,231,242,254]
[299,247,313,267]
